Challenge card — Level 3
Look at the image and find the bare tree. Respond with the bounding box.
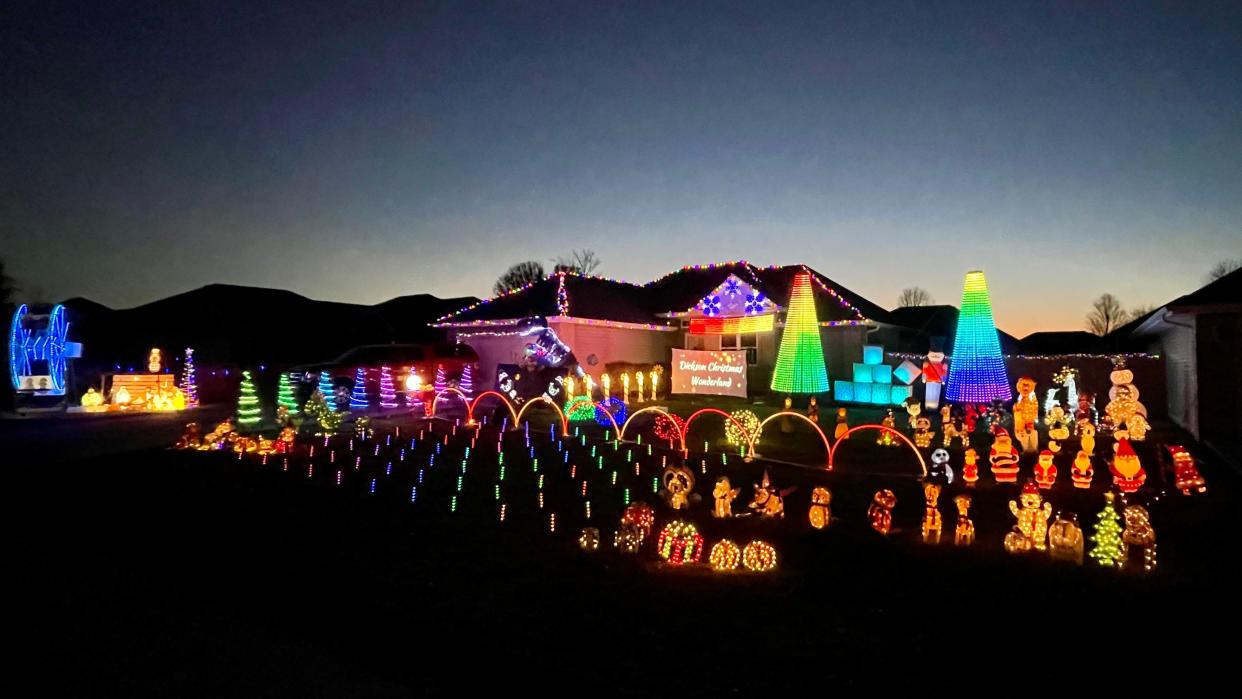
[552,249,601,275]
[896,286,933,307]
[1126,304,1156,323]
[494,261,546,295]
[1085,293,1126,335]
[1205,258,1242,283]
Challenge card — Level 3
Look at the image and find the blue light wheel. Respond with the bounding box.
[9,304,29,389]
[46,305,69,392]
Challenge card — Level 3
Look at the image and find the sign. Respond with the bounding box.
[671,349,748,397]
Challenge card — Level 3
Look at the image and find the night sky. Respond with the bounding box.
[3,1,1240,335]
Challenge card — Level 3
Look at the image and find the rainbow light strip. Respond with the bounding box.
[945,270,1012,403]
[770,271,829,393]
[689,314,775,335]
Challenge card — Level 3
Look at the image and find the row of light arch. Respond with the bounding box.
[427,388,926,477]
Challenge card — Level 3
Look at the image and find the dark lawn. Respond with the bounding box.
[5,408,1240,695]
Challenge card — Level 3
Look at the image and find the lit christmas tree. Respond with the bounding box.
[236,370,261,426]
[317,371,337,411]
[1088,492,1125,568]
[378,365,398,409]
[770,270,829,393]
[350,367,369,410]
[434,364,447,394]
[277,372,298,411]
[945,270,1012,403]
[459,364,475,400]
[304,390,341,434]
[179,347,199,407]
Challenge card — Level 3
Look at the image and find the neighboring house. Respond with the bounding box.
[1018,331,1105,356]
[1127,268,1242,448]
[880,305,1022,355]
[434,262,899,393]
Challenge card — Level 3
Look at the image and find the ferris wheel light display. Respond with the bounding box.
[9,304,82,396]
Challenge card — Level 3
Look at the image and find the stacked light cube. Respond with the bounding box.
[833,344,914,405]
[770,271,829,394]
[945,270,1012,403]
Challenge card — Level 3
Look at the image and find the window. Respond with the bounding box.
[718,333,758,364]
[740,333,758,365]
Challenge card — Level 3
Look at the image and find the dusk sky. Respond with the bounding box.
[3,1,1240,336]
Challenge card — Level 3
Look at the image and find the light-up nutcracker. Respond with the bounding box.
[961,448,980,487]
[922,344,948,411]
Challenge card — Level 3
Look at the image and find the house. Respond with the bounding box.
[1127,267,1242,449]
[434,262,901,397]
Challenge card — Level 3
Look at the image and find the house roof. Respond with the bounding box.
[436,261,887,327]
[1126,266,1242,340]
[434,273,655,325]
[1165,266,1242,310]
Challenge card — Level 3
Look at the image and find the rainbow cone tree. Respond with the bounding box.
[236,370,261,426]
[770,270,829,393]
[945,270,1011,403]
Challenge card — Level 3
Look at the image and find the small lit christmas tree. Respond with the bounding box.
[317,371,337,411]
[1088,492,1125,568]
[179,347,199,407]
[434,364,447,394]
[350,367,369,410]
[304,390,341,434]
[770,270,829,393]
[459,364,474,401]
[236,370,261,426]
[277,372,298,411]
[378,365,398,409]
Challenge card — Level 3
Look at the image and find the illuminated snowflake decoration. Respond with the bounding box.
[723,278,742,297]
[744,292,766,315]
[700,295,723,316]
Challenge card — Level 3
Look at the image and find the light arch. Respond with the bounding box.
[828,424,928,477]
